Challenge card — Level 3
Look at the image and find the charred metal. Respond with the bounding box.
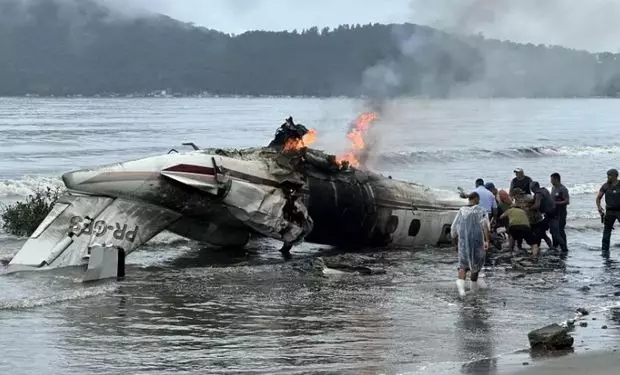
[6,116,463,281]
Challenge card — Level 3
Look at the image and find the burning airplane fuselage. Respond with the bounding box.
[61,146,460,248]
[7,116,463,280]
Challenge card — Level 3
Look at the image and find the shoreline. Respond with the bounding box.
[501,349,620,375]
[455,303,620,374]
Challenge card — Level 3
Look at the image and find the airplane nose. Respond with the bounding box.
[62,170,79,190]
[62,169,99,190]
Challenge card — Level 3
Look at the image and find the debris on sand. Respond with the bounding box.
[528,323,574,351]
[290,254,387,276]
[321,253,387,275]
[485,245,566,275]
[576,307,589,316]
[291,257,327,275]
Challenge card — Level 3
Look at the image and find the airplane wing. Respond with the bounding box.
[8,191,182,273]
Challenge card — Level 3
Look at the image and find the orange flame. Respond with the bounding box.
[282,128,318,152]
[336,112,379,168]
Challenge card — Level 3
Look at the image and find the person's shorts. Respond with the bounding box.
[509,225,536,246]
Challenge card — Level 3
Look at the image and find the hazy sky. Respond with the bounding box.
[116,0,620,52]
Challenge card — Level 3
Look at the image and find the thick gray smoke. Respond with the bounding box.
[360,1,618,101]
[408,0,620,53]
[356,0,620,169]
[359,0,620,102]
[0,0,154,24]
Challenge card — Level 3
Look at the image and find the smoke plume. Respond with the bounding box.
[354,0,620,170]
[408,0,620,53]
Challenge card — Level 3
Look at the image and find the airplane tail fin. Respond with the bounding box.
[7,192,181,281]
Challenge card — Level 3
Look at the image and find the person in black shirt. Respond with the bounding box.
[510,168,533,195]
[531,181,565,253]
[550,173,569,249]
[596,168,620,254]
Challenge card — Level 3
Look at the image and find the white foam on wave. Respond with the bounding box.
[0,283,118,311]
[0,175,63,198]
[482,182,600,196]
[147,231,191,246]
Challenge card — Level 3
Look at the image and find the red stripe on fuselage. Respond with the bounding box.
[163,164,216,175]
[80,163,284,189]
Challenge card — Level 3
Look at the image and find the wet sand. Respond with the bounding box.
[502,350,620,375]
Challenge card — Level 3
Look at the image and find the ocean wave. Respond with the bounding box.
[377,145,620,165]
[0,283,117,311]
[440,183,601,200]
[0,175,64,198]
[147,232,191,246]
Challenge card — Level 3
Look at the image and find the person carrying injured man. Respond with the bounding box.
[485,182,511,227]
[500,203,539,259]
[457,178,497,221]
[511,168,533,195]
[530,180,566,253]
[451,192,491,298]
[512,186,553,252]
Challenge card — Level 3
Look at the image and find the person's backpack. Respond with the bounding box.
[539,188,556,214]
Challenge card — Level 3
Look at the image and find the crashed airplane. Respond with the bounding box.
[6,116,463,281]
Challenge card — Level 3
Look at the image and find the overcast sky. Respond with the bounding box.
[117,0,620,53]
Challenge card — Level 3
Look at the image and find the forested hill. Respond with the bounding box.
[2,0,620,98]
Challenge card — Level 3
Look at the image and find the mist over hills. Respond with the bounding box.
[1,0,620,98]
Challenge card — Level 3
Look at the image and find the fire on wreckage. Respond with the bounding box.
[5,115,462,281]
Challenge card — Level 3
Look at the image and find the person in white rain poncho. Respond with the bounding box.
[451,192,491,298]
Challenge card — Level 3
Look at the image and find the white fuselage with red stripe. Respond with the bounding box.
[60,148,462,249]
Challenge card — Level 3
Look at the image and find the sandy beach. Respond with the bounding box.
[503,350,620,375]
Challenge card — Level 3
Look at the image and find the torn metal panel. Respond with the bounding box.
[223,179,313,245]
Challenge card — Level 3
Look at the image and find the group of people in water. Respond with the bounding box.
[451,167,620,298]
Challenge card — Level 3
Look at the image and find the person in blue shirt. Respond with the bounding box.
[458,178,497,220]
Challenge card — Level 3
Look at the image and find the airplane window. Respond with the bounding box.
[408,219,421,236]
[386,215,399,233]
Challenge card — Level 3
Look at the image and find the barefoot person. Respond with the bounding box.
[451,192,491,298]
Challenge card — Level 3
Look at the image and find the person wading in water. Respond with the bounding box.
[511,168,533,195]
[500,205,540,259]
[530,181,565,257]
[457,178,497,220]
[550,173,569,250]
[451,192,491,298]
[596,168,620,256]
